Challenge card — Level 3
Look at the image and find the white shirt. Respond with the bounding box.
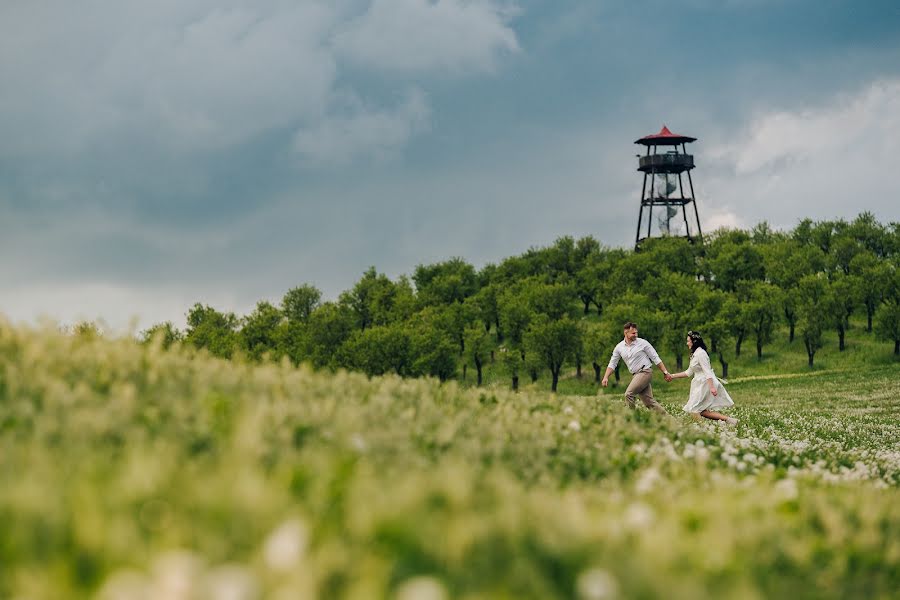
[607,337,662,374]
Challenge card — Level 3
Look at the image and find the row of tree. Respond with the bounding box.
[144,213,900,391]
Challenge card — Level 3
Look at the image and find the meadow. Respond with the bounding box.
[1,319,898,599]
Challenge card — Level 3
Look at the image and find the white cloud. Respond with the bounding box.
[0,2,339,155]
[293,89,431,164]
[1,282,225,334]
[0,0,518,160]
[701,78,900,228]
[334,0,520,73]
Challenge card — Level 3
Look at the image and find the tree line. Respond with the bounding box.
[143,212,900,391]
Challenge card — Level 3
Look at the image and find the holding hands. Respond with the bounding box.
[664,371,674,382]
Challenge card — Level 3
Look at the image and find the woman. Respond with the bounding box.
[667,331,737,424]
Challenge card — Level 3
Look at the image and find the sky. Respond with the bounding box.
[2,0,900,332]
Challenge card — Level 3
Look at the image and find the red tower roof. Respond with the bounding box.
[635,125,696,146]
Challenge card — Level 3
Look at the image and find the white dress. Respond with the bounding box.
[682,348,734,413]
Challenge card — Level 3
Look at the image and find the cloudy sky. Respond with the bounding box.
[2,0,900,331]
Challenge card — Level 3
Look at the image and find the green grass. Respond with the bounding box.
[1,321,899,599]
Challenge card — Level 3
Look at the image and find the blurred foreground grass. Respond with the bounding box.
[1,322,898,599]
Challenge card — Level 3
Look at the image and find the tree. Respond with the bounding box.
[875,301,900,355]
[239,301,283,360]
[524,315,581,392]
[338,323,412,377]
[763,240,825,342]
[875,265,900,355]
[690,287,727,352]
[407,308,458,381]
[720,295,749,358]
[745,282,782,359]
[498,345,522,391]
[647,272,702,369]
[796,275,829,367]
[524,279,576,321]
[849,252,890,332]
[472,283,502,340]
[140,321,182,349]
[281,284,321,323]
[184,304,238,359]
[640,236,699,278]
[702,230,765,292]
[848,211,889,258]
[464,325,492,386]
[304,302,355,369]
[498,288,532,351]
[828,235,862,276]
[575,247,619,316]
[413,258,479,306]
[340,267,411,331]
[827,274,860,351]
[434,299,478,356]
[582,322,614,383]
[72,321,102,340]
[704,317,735,379]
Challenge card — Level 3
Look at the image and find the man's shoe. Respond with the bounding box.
[725,417,738,426]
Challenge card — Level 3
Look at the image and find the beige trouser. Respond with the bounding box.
[624,370,667,414]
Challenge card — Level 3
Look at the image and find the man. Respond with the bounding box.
[601,321,671,415]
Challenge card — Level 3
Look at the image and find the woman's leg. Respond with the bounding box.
[699,410,728,421]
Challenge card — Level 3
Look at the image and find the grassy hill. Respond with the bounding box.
[1,321,898,599]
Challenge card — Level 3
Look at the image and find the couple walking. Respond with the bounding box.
[601,321,737,424]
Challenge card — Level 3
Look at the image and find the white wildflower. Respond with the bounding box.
[264,518,309,572]
[774,478,799,502]
[351,433,368,453]
[635,468,660,495]
[97,570,151,600]
[150,551,203,600]
[624,502,655,529]
[395,576,448,600]
[202,564,258,600]
[576,567,618,600]
[568,420,582,432]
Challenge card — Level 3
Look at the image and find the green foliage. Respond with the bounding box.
[463,326,492,385]
[303,302,355,369]
[184,303,238,358]
[796,275,829,367]
[1,323,898,599]
[139,321,183,349]
[745,281,782,359]
[239,301,283,361]
[413,258,478,305]
[339,323,412,376]
[874,300,900,355]
[167,213,897,389]
[524,315,582,392]
[281,284,322,323]
[703,229,766,292]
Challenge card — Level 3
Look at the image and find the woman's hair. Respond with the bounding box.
[687,330,708,355]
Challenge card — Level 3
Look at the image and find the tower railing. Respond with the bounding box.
[638,154,694,172]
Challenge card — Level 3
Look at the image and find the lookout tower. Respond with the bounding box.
[634,125,703,249]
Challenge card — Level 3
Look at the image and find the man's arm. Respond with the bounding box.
[657,361,673,381]
[601,346,620,387]
[601,366,614,387]
[644,341,672,381]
